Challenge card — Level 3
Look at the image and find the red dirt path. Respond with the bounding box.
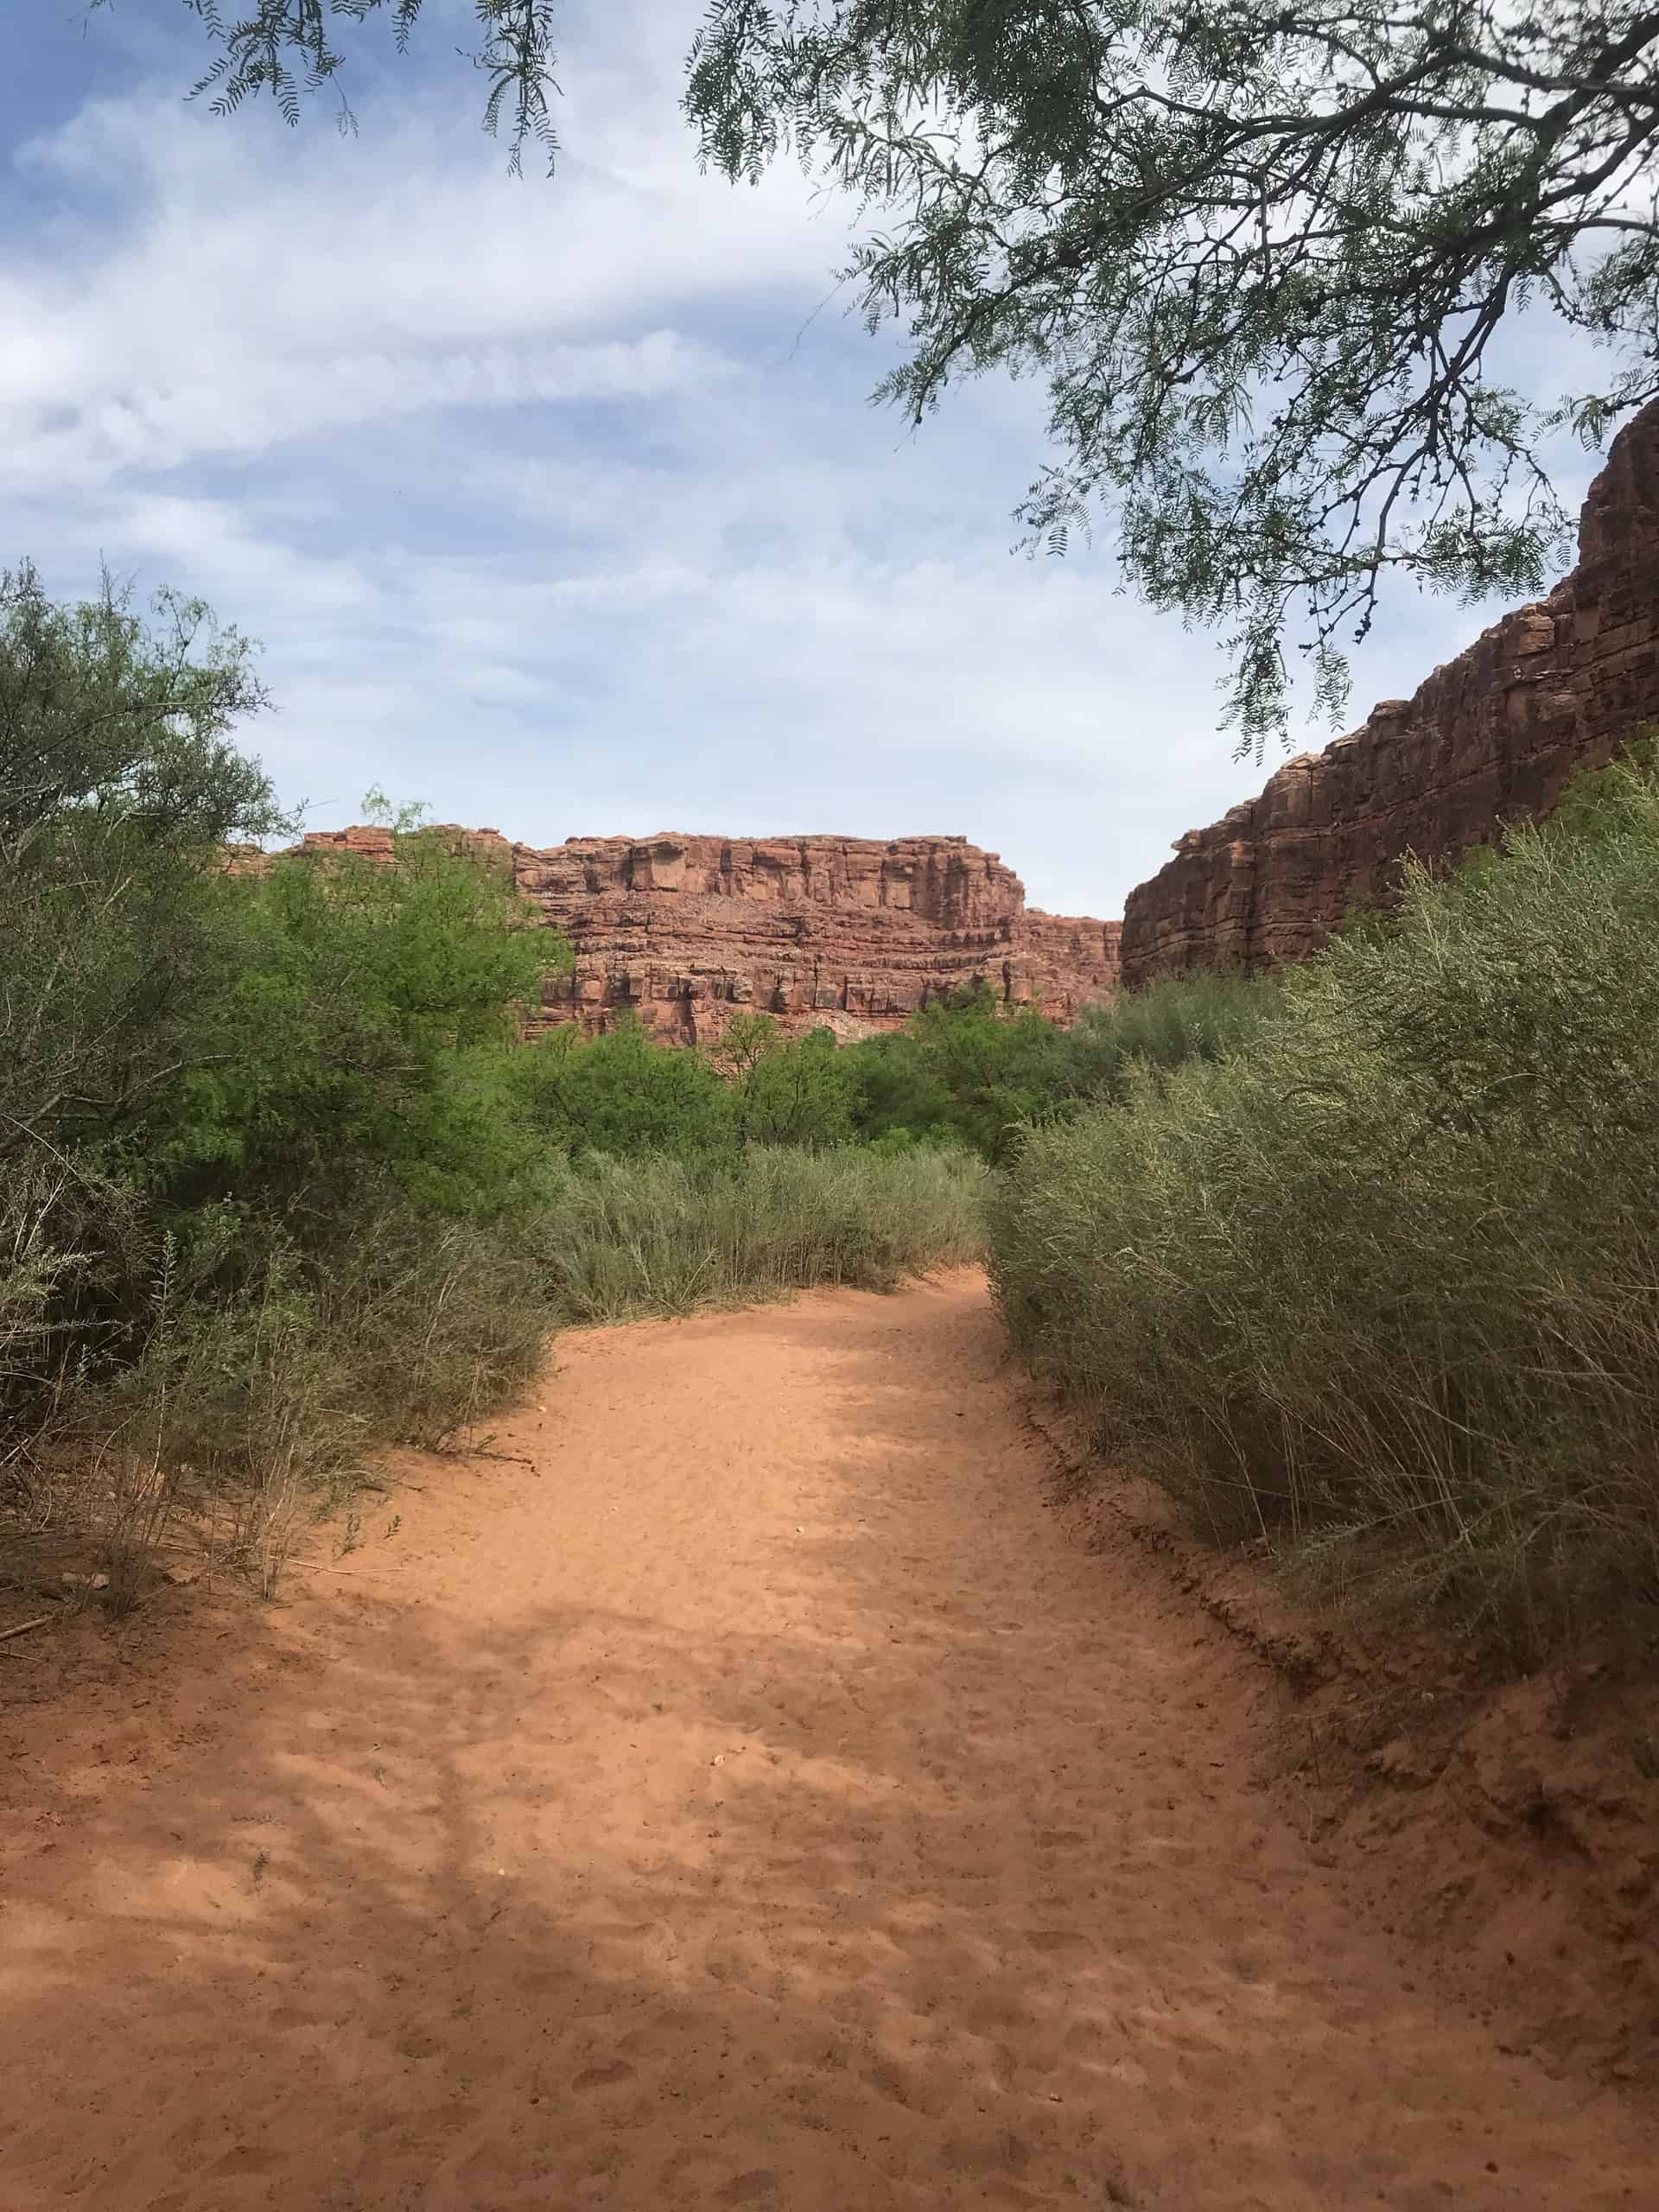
[3,1271,1655,2209]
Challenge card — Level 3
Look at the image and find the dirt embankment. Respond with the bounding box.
[2,1272,1655,2209]
[1027,1400,1659,2087]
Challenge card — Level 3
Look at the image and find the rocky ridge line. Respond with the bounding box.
[294,402,1659,1021]
[295,825,1122,1043]
[1120,399,1659,984]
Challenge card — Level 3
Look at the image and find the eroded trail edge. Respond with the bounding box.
[3,1272,1655,2209]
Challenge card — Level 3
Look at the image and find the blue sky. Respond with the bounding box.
[8,3,1610,916]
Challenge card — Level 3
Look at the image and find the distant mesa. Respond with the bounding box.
[296,401,1659,1026]
[292,825,1122,1044]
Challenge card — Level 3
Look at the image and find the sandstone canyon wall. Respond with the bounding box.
[296,825,1122,1044]
[1119,399,1659,987]
[293,404,1659,1020]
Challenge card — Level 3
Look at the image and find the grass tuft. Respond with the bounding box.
[534,1145,988,1325]
[990,747,1659,1659]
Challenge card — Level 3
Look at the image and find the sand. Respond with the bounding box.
[3,1270,1655,2209]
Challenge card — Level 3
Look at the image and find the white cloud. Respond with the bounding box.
[0,328,725,490]
[0,3,1623,918]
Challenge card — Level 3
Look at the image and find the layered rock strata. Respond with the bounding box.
[293,402,1659,1016]
[294,826,1122,1043]
[1120,400,1659,986]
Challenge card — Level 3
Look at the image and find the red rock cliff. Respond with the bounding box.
[1120,400,1659,986]
[296,826,1121,1043]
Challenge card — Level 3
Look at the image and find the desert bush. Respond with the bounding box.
[505,975,1267,1181]
[153,820,556,1217]
[73,1233,350,1599]
[510,1018,739,1160]
[310,1197,551,1448]
[1058,966,1275,1102]
[508,1013,866,1160]
[0,565,574,1586]
[0,560,284,1522]
[0,1166,87,1516]
[0,563,283,1178]
[730,1023,861,1149]
[533,1145,988,1325]
[991,751,1659,1655]
[846,987,1073,1159]
[842,972,1269,1159]
[62,1188,554,1592]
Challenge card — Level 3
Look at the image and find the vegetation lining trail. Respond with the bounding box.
[4,1274,1654,2210]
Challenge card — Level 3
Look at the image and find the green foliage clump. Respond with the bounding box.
[0,565,996,1592]
[991,748,1659,1655]
[838,974,1270,1160]
[845,988,1071,1161]
[511,1019,738,1161]
[724,1020,861,1149]
[510,977,1260,1179]
[0,560,283,1178]
[531,1146,987,1325]
[160,822,556,1217]
[510,1009,863,1159]
[0,568,569,1584]
[1059,968,1277,1104]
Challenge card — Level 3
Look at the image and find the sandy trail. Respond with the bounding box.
[3,1271,1655,2210]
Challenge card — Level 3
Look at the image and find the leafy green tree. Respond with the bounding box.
[734,1025,861,1148]
[847,985,1072,1160]
[0,563,574,1525]
[511,1017,739,1160]
[0,562,282,1172]
[708,1010,785,1080]
[689,0,1659,749]
[147,2,1659,746]
[842,1030,958,1151]
[158,820,563,1213]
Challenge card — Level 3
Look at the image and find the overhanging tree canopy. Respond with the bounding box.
[141,3,1659,747]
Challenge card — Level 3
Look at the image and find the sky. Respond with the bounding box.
[4,3,1613,918]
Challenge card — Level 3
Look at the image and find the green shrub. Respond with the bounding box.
[1058,966,1275,1101]
[846,986,1073,1160]
[842,973,1270,1160]
[511,1018,738,1160]
[0,565,573,1578]
[311,1197,551,1447]
[508,1014,864,1160]
[0,1166,88,1511]
[532,1145,988,1325]
[154,821,560,1216]
[732,1024,861,1148]
[990,750,1659,1655]
[47,1179,555,1592]
[0,562,283,1181]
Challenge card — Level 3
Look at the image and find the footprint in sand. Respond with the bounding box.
[571,2059,638,2091]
